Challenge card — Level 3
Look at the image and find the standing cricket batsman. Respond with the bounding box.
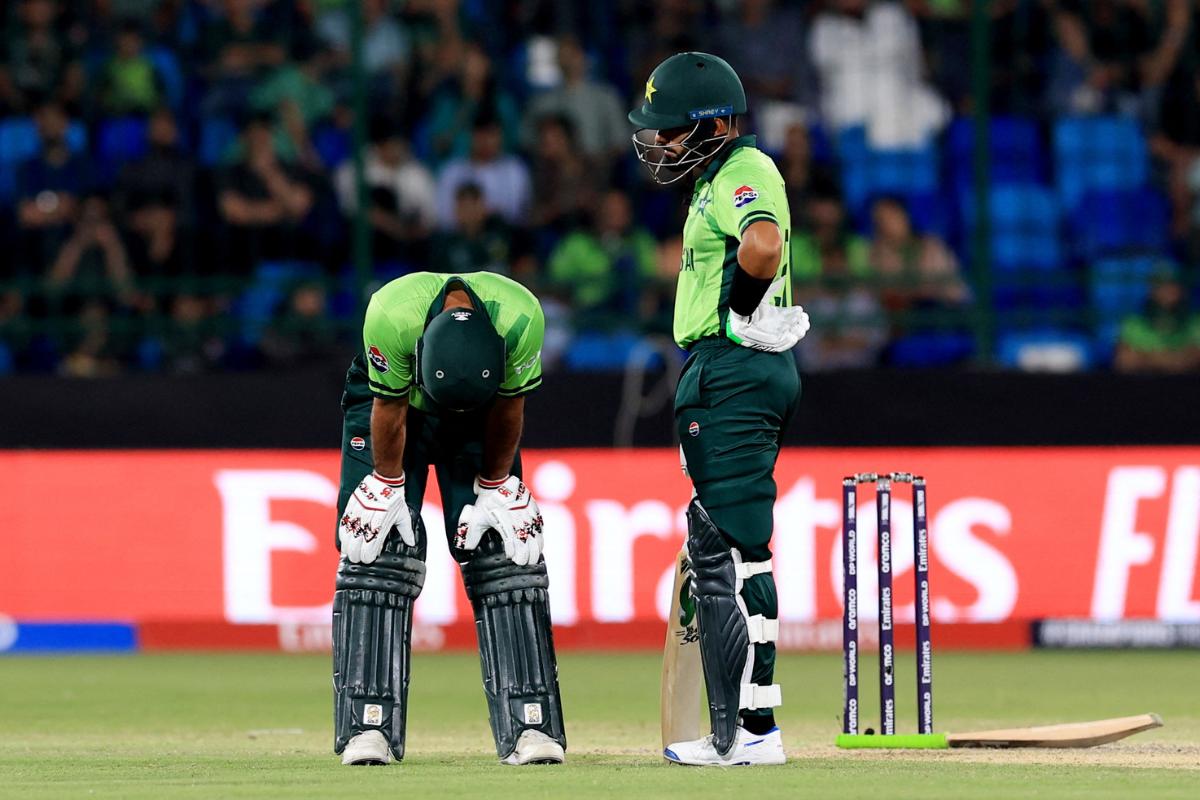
[629,52,809,766]
[332,271,566,767]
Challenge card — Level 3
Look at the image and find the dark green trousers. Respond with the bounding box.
[674,337,800,719]
[337,355,522,556]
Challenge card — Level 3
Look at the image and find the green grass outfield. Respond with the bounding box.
[0,650,1196,798]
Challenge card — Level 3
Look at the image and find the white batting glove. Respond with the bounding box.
[339,472,414,564]
[726,278,810,353]
[455,475,544,566]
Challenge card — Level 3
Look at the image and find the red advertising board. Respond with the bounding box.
[1,449,1198,644]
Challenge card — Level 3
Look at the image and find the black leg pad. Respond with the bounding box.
[333,508,426,761]
[687,498,750,757]
[461,538,567,758]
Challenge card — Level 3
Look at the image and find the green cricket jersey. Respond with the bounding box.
[676,134,792,349]
[363,272,545,410]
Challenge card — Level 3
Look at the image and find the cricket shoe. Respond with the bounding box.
[341,730,391,766]
[501,729,565,765]
[664,726,786,766]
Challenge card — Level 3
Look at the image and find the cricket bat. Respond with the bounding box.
[836,713,1163,749]
[660,548,704,753]
[945,713,1164,748]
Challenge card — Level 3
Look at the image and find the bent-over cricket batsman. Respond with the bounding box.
[332,271,566,766]
[629,52,809,766]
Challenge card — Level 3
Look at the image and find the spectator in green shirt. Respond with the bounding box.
[791,184,886,370]
[101,20,161,115]
[791,185,871,285]
[546,189,661,324]
[249,62,335,166]
[1115,270,1200,373]
[867,195,968,313]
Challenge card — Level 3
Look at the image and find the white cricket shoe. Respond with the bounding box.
[501,729,565,765]
[341,730,391,766]
[664,726,786,766]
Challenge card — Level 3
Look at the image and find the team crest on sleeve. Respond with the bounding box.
[367,344,389,372]
[733,185,759,208]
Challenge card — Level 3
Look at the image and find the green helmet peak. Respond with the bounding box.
[417,306,504,412]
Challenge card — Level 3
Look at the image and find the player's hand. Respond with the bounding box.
[338,472,414,564]
[455,475,544,566]
[726,279,810,352]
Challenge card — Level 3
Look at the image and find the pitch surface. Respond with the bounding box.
[0,651,1195,798]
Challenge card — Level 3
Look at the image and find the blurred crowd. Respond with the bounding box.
[1,0,1198,376]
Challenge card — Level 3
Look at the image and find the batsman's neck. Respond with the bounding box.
[444,287,473,311]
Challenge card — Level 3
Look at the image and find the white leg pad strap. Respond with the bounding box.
[746,615,779,644]
[728,550,780,713]
[736,560,772,580]
[739,683,782,710]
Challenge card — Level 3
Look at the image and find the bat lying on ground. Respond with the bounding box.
[944,713,1164,748]
[836,713,1164,749]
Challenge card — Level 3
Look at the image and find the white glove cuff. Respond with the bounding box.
[475,474,511,492]
[372,471,405,486]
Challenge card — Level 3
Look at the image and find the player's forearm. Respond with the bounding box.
[370,396,408,477]
[482,395,524,481]
[729,221,784,316]
[738,221,783,279]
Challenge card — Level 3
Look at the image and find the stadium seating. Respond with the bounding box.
[968,184,1061,272]
[97,117,151,185]
[887,332,976,367]
[897,190,954,239]
[313,123,351,169]
[1069,188,1169,261]
[563,331,647,371]
[996,329,1094,371]
[146,46,186,111]
[962,184,1086,311]
[835,126,939,219]
[0,7,1187,378]
[0,117,90,205]
[947,115,1045,194]
[234,261,323,345]
[0,117,40,167]
[199,116,238,166]
[1053,116,1148,213]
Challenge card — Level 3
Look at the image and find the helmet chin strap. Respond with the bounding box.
[632,116,734,185]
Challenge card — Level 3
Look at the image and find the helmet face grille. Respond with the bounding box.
[628,52,744,184]
[631,121,732,185]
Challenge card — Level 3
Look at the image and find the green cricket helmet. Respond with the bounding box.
[628,52,748,185]
[416,306,505,412]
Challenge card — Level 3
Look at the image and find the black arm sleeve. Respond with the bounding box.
[728,265,773,316]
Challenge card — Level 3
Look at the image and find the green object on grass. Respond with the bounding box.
[836,733,949,749]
